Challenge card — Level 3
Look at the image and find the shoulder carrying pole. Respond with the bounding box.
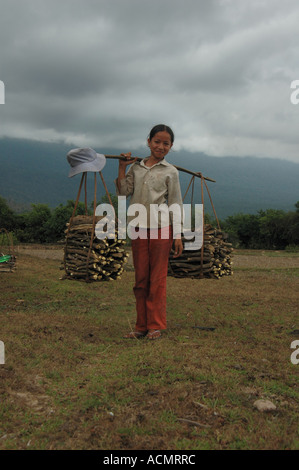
[104,155,216,183]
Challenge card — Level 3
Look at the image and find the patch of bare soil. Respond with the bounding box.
[233,253,299,269]
[16,244,64,260]
[16,245,299,269]
[16,244,135,268]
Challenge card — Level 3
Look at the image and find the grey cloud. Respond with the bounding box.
[0,0,299,161]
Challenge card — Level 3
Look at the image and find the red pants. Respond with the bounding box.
[131,226,173,331]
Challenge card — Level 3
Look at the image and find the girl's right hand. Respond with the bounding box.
[119,152,137,168]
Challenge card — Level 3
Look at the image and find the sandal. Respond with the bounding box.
[147,330,161,340]
[123,330,147,339]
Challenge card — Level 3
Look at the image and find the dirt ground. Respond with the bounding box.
[15,244,299,269]
[1,244,298,450]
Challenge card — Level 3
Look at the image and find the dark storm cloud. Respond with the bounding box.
[0,0,299,160]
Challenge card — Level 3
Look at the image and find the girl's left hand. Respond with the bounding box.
[173,239,183,258]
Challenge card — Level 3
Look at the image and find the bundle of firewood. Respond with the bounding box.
[168,224,233,279]
[61,215,129,282]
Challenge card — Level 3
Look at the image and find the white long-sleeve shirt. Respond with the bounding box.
[115,157,183,236]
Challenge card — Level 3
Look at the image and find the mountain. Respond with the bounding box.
[0,137,298,219]
[170,152,299,219]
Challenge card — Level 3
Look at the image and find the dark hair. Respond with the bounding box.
[148,124,175,143]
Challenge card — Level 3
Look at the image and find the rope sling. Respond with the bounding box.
[167,172,233,279]
[63,170,128,282]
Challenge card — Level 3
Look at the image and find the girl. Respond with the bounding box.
[116,124,183,340]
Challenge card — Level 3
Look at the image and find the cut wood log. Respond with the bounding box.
[168,224,233,280]
[62,215,129,282]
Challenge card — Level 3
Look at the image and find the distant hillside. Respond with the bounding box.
[0,137,298,219]
[0,138,120,212]
[169,152,299,218]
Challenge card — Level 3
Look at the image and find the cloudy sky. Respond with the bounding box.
[1,0,299,162]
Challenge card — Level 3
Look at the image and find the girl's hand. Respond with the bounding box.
[119,152,137,169]
[173,238,183,258]
[117,153,138,192]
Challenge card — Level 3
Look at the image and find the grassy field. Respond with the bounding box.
[0,246,298,450]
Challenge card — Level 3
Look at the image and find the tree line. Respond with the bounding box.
[219,202,299,249]
[0,195,299,250]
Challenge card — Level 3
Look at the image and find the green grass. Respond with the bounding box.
[235,249,299,257]
[0,249,298,450]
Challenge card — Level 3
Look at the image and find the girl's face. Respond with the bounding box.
[148,130,173,161]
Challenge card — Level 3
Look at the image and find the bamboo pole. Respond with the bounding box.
[104,155,216,183]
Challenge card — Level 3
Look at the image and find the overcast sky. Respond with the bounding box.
[1,0,299,162]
